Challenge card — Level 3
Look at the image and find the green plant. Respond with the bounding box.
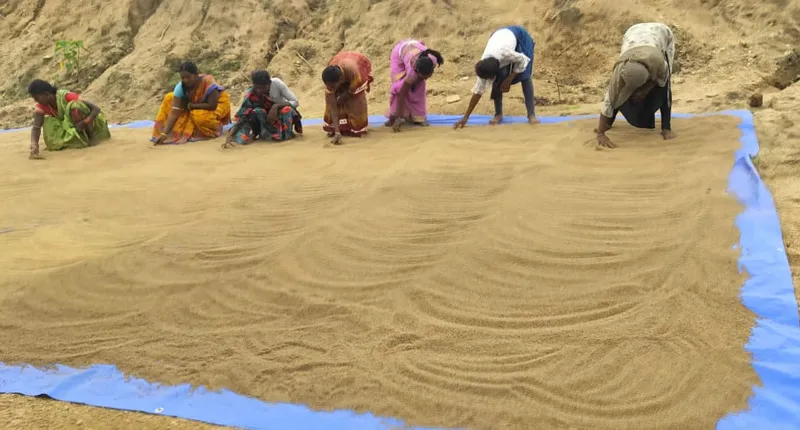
[54,40,87,75]
[219,59,241,72]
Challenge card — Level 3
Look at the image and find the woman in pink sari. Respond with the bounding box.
[385,40,444,132]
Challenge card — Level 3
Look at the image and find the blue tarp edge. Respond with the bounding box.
[715,110,800,430]
[0,110,798,430]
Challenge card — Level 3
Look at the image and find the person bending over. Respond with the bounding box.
[321,51,374,145]
[385,39,444,132]
[454,25,538,129]
[595,23,676,148]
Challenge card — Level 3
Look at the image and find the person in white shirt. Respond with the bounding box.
[454,25,538,129]
[265,71,303,135]
[267,76,300,110]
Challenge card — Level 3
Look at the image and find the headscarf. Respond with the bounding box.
[608,46,669,109]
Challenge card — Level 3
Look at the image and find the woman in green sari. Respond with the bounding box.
[27,79,111,159]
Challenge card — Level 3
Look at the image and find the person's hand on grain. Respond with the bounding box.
[596,133,616,148]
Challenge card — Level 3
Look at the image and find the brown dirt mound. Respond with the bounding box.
[0,0,798,127]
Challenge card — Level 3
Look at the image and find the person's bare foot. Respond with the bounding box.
[528,115,540,124]
[489,115,503,125]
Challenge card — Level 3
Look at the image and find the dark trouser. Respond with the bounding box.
[608,82,672,130]
[492,78,535,118]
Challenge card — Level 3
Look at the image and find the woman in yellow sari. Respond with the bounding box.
[152,62,232,145]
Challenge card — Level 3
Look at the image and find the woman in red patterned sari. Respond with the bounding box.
[321,51,373,145]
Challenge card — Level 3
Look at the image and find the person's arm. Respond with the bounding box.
[227,116,245,136]
[597,113,614,134]
[594,87,619,147]
[223,97,249,145]
[502,49,529,85]
[188,89,220,111]
[596,89,616,134]
[161,96,184,136]
[507,50,530,73]
[462,94,482,121]
[389,76,418,124]
[659,86,675,140]
[335,84,350,104]
[661,81,672,132]
[326,92,340,135]
[266,101,292,124]
[275,79,300,108]
[664,28,676,74]
[460,77,486,121]
[30,111,45,156]
[80,100,101,124]
[83,100,101,121]
[504,72,519,86]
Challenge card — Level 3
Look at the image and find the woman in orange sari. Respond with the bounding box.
[152,62,232,145]
[322,51,373,144]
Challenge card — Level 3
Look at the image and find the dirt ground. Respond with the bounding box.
[0,0,798,428]
[0,394,231,430]
[0,0,798,126]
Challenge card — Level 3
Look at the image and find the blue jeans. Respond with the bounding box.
[493,78,535,117]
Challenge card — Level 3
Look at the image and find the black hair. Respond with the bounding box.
[251,70,271,85]
[475,58,500,79]
[178,61,199,74]
[321,65,342,84]
[415,49,444,76]
[28,79,58,96]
